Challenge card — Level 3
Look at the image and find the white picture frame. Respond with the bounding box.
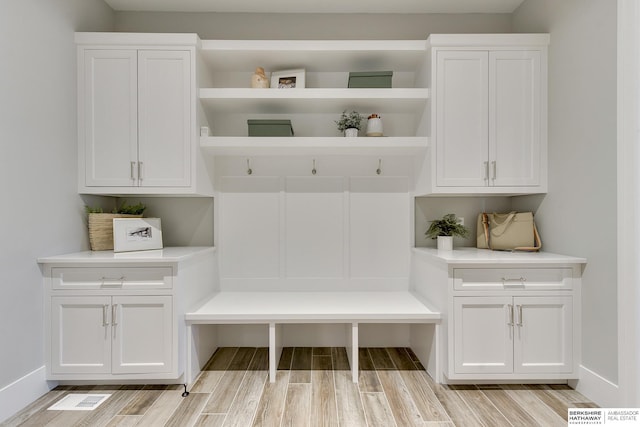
[113,218,163,253]
[271,68,306,89]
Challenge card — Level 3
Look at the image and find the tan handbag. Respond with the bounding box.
[476,212,541,251]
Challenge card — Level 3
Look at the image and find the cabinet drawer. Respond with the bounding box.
[52,267,173,290]
[453,268,572,291]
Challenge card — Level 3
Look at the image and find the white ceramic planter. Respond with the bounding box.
[437,235,453,251]
[344,128,358,137]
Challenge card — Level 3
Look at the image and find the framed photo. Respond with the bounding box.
[271,68,306,89]
[113,218,163,253]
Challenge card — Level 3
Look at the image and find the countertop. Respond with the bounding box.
[412,247,586,265]
[37,246,215,265]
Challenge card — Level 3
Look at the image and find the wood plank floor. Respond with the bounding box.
[3,347,597,427]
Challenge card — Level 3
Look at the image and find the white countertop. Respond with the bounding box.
[412,247,586,265]
[37,246,215,265]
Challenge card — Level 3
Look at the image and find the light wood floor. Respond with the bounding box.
[4,347,597,427]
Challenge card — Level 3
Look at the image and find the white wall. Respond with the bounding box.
[0,0,114,421]
[512,0,619,396]
[114,12,512,39]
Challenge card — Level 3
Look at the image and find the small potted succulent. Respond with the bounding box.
[335,110,364,137]
[425,213,469,251]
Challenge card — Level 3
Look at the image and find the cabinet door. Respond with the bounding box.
[489,50,541,187]
[453,296,513,374]
[435,51,489,187]
[137,50,191,187]
[83,50,138,187]
[513,296,572,374]
[50,296,111,374]
[111,296,173,374]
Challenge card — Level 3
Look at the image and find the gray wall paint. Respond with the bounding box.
[114,12,512,39]
[0,0,114,391]
[512,0,618,384]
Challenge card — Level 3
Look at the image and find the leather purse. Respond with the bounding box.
[476,211,541,251]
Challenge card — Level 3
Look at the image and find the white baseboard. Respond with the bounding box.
[572,365,619,407]
[0,366,56,424]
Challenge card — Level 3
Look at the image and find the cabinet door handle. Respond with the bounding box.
[484,161,489,181]
[130,161,137,181]
[138,162,144,182]
[516,304,523,327]
[112,304,118,326]
[507,304,514,326]
[102,304,109,326]
[491,161,497,181]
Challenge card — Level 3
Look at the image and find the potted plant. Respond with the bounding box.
[85,201,146,251]
[425,213,469,251]
[335,110,364,137]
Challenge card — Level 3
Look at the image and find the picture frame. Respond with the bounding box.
[113,218,163,253]
[270,68,306,89]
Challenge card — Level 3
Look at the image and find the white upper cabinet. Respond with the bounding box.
[76,33,213,196]
[424,34,549,195]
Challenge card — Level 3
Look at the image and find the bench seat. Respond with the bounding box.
[185,291,441,387]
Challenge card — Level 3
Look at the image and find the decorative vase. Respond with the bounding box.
[437,235,453,251]
[345,128,358,137]
[251,67,269,88]
[366,114,383,136]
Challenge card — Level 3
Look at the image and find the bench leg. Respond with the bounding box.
[269,323,282,383]
[345,322,359,383]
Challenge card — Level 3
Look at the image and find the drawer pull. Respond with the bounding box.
[101,276,125,287]
[501,277,526,286]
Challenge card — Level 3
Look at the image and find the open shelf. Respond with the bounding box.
[200,136,428,156]
[199,40,428,72]
[199,88,429,114]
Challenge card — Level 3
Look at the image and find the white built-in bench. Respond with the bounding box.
[185,291,441,386]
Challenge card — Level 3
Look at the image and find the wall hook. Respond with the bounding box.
[376,159,382,175]
[246,159,253,175]
[312,159,317,175]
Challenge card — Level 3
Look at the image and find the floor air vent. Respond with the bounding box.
[47,394,111,411]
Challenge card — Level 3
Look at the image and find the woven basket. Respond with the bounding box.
[88,213,143,251]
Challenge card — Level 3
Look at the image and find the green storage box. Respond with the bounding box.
[247,119,294,137]
[348,71,393,88]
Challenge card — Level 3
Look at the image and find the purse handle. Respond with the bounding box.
[489,212,517,237]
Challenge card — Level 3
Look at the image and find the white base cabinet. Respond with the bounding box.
[40,247,216,382]
[51,296,172,375]
[453,295,573,376]
[412,248,584,383]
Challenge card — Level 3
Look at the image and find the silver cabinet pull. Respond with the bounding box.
[484,161,489,181]
[112,304,118,326]
[130,161,136,181]
[502,277,526,287]
[102,304,109,326]
[138,161,144,181]
[516,305,523,327]
[492,161,497,181]
[507,304,514,326]
[101,276,124,288]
